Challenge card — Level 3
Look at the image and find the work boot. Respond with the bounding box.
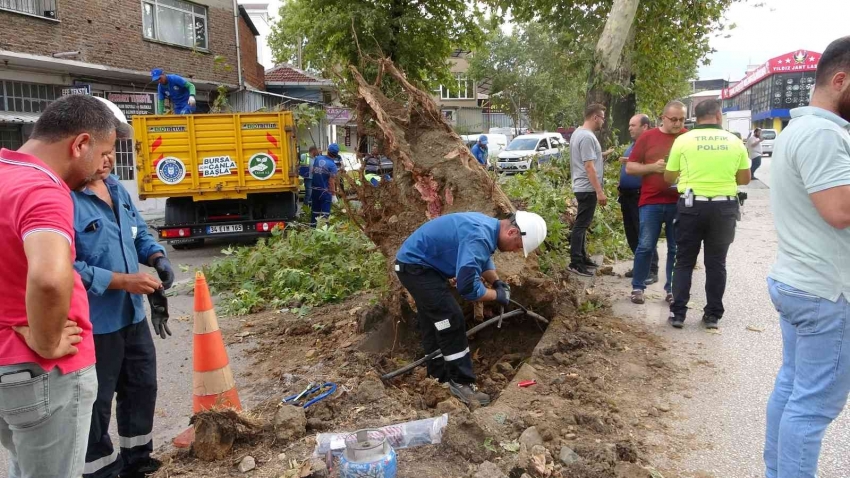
[449,381,490,406]
[645,272,658,285]
[119,458,162,478]
[669,313,685,329]
[568,264,593,277]
[583,258,599,269]
[702,314,720,330]
[624,269,634,278]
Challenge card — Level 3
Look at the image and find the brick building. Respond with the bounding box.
[0,0,266,212]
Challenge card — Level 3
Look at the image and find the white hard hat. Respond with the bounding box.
[93,96,133,139]
[514,211,547,257]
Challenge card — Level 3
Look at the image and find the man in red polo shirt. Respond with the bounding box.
[0,94,130,478]
[625,100,688,305]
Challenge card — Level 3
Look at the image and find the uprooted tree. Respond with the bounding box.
[341,57,560,317]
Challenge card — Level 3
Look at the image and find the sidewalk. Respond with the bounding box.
[596,183,850,477]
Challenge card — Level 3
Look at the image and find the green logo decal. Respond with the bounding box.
[248,153,275,180]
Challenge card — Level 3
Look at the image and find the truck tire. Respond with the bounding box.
[165,198,204,250]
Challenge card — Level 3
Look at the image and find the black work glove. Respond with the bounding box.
[492,280,509,292]
[152,256,175,290]
[147,289,172,339]
[495,285,511,306]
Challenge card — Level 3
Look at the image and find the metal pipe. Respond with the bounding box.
[232,0,244,89]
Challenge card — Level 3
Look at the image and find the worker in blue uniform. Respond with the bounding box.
[72,98,175,478]
[395,211,547,406]
[471,135,489,166]
[310,143,340,226]
[151,68,197,114]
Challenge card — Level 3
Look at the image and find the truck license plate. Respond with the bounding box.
[207,225,243,234]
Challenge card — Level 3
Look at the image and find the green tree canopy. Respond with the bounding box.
[468,24,587,130]
[268,0,485,87]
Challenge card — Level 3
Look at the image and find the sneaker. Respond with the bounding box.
[624,269,634,278]
[449,381,490,406]
[630,289,645,304]
[583,258,599,269]
[702,314,720,330]
[669,313,685,329]
[645,273,659,285]
[568,264,593,277]
[665,293,674,304]
[119,458,162,478]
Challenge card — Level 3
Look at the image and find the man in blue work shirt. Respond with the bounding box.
[72,107,175,478]
[471,135,489,166]
[395,211,547,406]
[310,143,340,226]
[152,68,197,114]
[618,114,658,282]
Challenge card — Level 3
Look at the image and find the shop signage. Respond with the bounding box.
[723,50,822,99]
[61,85,91,96]
[105,92,156,118]
[326,107,352,125]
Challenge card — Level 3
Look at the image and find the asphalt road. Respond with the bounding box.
[0,237,253,477]
[600,160,850,477]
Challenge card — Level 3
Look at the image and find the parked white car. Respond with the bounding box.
[760,129,777,156]
[497,133,565,173]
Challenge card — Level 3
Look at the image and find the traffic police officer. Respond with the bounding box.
[395,211,547,406]
[152,68,197,114]
[664,99,751,329]
[310,143,340,226]
[72,98,175,478]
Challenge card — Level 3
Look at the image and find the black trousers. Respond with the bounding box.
[84,320,157,478]
[618,188,659,274]
[570,192,597,266]
[396,263,476,384]
[671,199,738,320]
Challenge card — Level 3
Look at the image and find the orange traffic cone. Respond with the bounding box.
[173,271,242,448]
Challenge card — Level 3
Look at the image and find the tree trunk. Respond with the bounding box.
[586,0,641,144]
[345,59,557,317]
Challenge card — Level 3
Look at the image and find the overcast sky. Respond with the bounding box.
[698,0,848,80]
[256,0,846,80]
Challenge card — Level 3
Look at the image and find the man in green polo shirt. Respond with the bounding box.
[663,99,751,329]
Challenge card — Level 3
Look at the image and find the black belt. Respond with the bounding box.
[394,261,434,274]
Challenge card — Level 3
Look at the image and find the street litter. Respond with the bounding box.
[518,380,537,388]
[314,414,448,457]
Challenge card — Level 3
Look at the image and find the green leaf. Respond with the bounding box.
[483,437,498,453]
[500,440,521,453]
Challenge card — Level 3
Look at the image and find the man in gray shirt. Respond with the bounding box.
[568,103,612,276]
[764,36,850,478]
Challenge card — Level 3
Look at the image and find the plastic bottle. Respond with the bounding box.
[313,414,448,457]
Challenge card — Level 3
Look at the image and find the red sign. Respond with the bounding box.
[722,50,821,99]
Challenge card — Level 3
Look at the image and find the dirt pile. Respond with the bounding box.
[152,288,682,477]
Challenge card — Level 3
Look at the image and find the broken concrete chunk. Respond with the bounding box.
[238,455,256,473]
[273,404,307,443]
[560,446,581,465]
[519,426,544,450]
[474,461,507,478]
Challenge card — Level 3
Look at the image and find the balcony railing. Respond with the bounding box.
[0,0,57,19]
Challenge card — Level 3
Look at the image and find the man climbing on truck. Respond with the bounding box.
[394,211,547,406]
[151,68,197,115]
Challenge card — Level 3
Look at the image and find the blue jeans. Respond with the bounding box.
[0,363,98,478]
[764,278,850,478]
[631,203,677,292]
[303,178,313,206]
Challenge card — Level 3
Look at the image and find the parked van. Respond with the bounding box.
[760,129,777,156]
[496,133,565,173]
